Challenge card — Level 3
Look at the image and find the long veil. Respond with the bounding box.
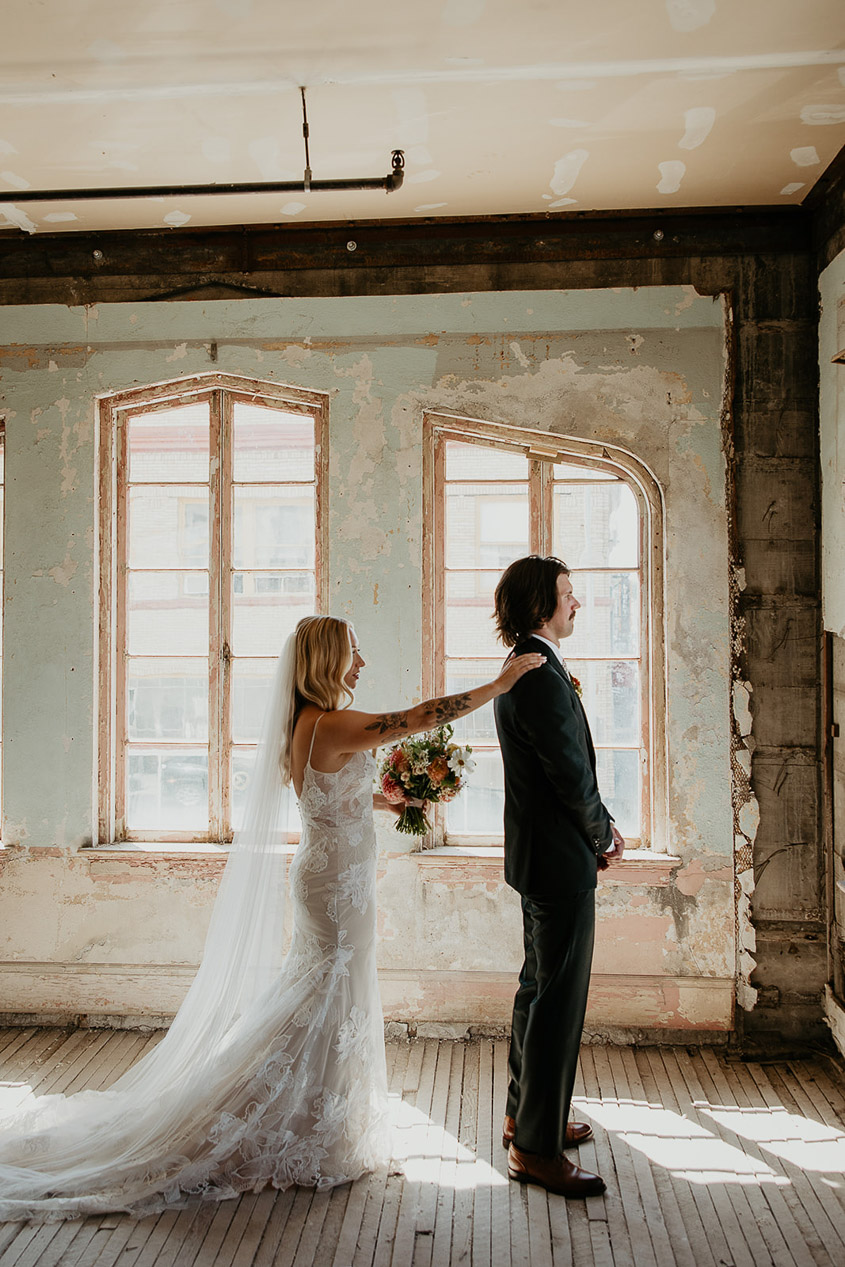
[0,634,298,1220]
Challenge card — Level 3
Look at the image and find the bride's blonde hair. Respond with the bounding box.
[281,616,354,783]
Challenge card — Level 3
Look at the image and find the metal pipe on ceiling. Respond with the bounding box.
[6,150,405,204]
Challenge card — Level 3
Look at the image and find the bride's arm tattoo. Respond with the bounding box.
[363,693,473,737]
[429,693,472,724]
[365,711,410,736]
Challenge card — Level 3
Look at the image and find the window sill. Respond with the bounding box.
[83,841,297,877]
[407,845,681,885]
[87,840,301,855]
[90,841,233,855]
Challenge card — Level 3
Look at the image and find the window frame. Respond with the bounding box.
[97,373,328,846]
[422,411,666,851]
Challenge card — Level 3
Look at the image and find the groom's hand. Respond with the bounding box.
[597,825,626,870]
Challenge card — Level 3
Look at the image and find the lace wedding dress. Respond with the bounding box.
[0,717,390,1222]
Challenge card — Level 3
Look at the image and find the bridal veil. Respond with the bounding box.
[0,634,299,1220]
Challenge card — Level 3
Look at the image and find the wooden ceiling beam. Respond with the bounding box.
[0,206,812,305]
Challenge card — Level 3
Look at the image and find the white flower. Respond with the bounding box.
[448,749,476,775]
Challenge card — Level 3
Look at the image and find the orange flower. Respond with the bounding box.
[427,755,450,784]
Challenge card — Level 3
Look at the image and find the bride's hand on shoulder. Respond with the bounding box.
[494,652,546,694]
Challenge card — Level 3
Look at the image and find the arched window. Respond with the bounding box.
[422,413,665,850]
[98,375,327,844]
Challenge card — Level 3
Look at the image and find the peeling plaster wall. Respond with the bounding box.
[0,288,734,1033]
[820,247,845,1050]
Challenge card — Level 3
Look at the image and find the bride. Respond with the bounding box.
[0,615,543,1222]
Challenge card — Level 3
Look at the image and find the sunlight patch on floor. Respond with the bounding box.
[391,1094,509,1189]
[700,1105,845,1175]
[577,1095,787,1185]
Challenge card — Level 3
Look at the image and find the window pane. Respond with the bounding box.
[128,486,209,569]
[445,484,529,569]
[595,748,640,837]
[127,405,209,482]
[566,572,639,658]
[566,660,640,747]
[445,659,506,744]
[128,572,209,655]
[127,658,209,742]
[445,441,529,480]
[231,660,277,742]
[127,748,208,830]
[233,404,315,482]
[553,462,616,481]
[231,572,316,656]
[233,487,315,569]
[445,749,504,836]
[231,747,302,834]
[445,571,501,658]
[553,481,639,568]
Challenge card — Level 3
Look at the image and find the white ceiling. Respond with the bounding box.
[1,0,844,236]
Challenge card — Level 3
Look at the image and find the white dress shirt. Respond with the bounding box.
[531,633,569,676]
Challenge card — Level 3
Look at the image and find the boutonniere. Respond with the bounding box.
[570,675,583,698]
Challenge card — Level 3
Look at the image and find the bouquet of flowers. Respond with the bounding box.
[378,723,475,835]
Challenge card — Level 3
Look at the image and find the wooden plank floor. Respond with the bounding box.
[1,1030,844,1266]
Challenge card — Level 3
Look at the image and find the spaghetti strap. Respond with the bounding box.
[306,712,324,767]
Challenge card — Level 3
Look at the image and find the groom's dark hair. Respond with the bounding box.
[494,555,570,648]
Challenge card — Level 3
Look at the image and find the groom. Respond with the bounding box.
[493,555,624,1198]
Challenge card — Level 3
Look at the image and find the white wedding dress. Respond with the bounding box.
[0,718,390,1222]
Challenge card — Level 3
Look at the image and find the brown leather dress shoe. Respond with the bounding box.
[501,1114,594,1150]
[507,1143,606,1198]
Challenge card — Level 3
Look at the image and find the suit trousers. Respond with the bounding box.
[506,889,596,1157]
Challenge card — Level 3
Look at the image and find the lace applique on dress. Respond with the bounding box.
[328,861,374,920]
[336,1005,373,1064]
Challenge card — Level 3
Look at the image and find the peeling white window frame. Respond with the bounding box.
[422,411,667,852]
[96,373,328,847]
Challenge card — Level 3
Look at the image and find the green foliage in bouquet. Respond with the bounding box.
[378,723,475,836]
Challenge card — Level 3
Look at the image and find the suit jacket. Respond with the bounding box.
[493,635,614,899]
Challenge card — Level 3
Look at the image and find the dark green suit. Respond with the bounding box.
[494,636,614,1156]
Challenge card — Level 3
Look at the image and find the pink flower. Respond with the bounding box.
[381,772,407,804]
[390,749,410,773]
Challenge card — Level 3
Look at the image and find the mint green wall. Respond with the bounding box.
[0,288,734,1029]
